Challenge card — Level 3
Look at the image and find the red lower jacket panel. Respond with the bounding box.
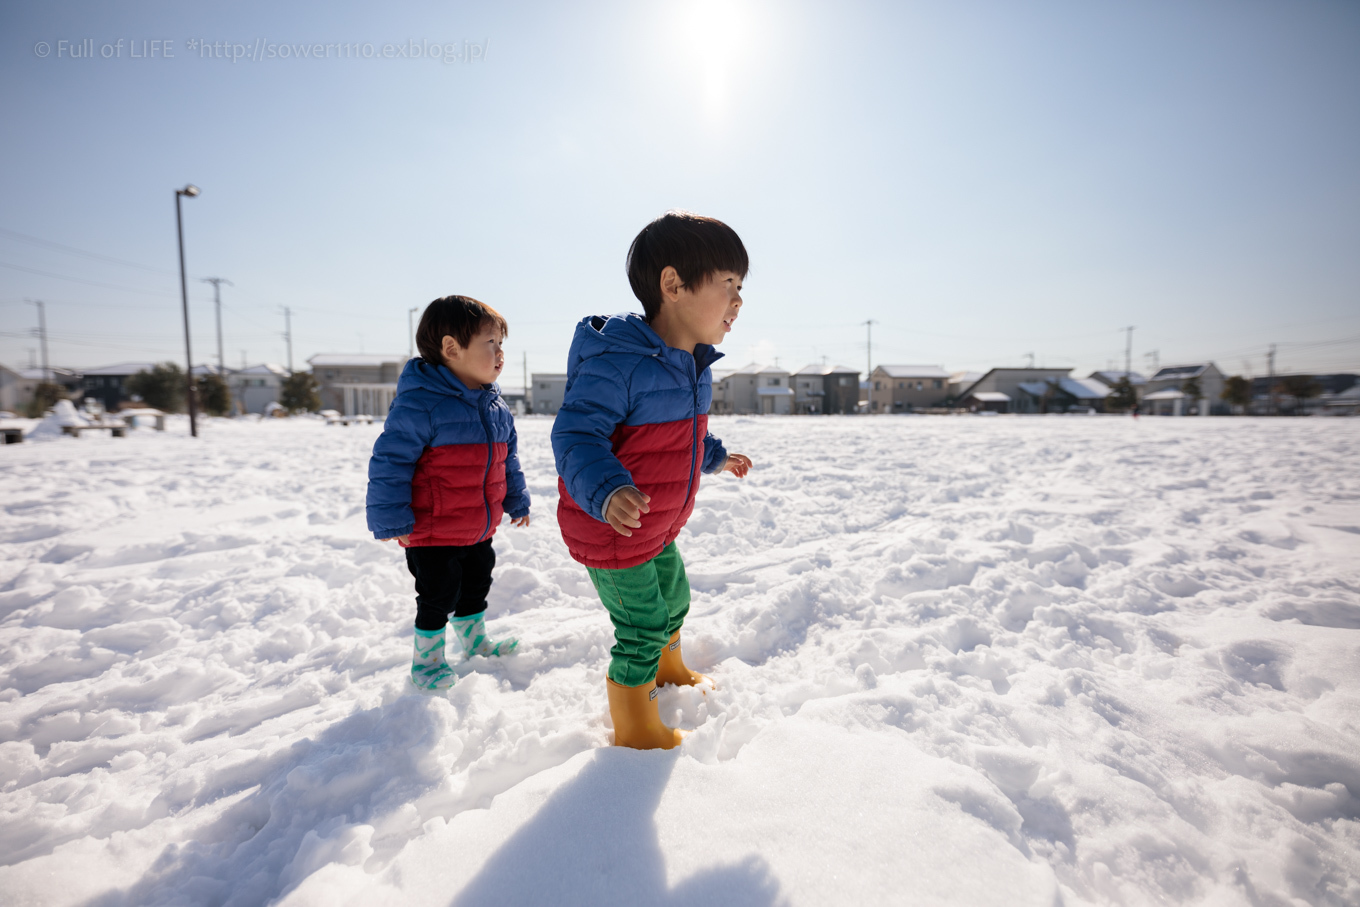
[558,415,704,569]
[408,442,507,546]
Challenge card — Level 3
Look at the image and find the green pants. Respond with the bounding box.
[586,542,691,687]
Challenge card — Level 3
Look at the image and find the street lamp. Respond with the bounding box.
[175,184,200,437]
[408,307,419,360]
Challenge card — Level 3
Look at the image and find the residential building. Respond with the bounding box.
[1088,370,1148,405]
[1,365,81,413]
[530,373,568,415]
[790,364,860,414]
[713,363,792,414]
[1144,364,1226,416]
[81,362,159,411]
[1013,376,1113,413]
[956,368,1072,414]
[869,365,952,413]
[948,371,984,402]
[232,364,289,415]
[308,354,406,418]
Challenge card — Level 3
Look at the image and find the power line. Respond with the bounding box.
[0,227,178,275]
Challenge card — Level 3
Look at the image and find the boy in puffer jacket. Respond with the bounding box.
[553,211,753,749]
[367,296,531,691]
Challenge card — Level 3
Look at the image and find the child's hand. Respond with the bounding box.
[511,515,531,528]
[605,487,651,537]
[722,453,753,478]
[381,535,411,546]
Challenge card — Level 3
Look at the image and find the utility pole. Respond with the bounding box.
[175,184,201,437]
[1145,350,1160,374]
[281,307,294,373]
[408,306,419,360]
[25,299,49,383]
[522,351,528,411]
[1267,343,1277,416]
[1024,352,1035,369]
[1124,326,1135,377]
[862,319,877,382]
[201,277,233,376]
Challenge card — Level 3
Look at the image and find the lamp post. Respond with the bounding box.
[408,307,419,360]
[175,184,200,437]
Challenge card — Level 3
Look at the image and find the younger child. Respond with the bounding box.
[367,296,530,690]
[553,211,753,749]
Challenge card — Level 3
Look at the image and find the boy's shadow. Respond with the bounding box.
[449,749,785,907]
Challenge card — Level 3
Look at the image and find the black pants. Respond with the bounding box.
[405,540,496,632]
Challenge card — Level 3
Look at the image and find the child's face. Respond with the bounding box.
[676,270,743,346]
[441,323,505,387]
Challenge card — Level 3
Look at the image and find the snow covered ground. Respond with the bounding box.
[2,414,1358,907]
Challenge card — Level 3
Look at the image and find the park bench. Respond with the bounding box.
[61,421,128,438]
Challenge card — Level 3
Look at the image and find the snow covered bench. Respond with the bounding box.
[61,421,127,438]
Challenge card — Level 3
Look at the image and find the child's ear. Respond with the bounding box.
[441,335,461,361]
[659,266,684,304]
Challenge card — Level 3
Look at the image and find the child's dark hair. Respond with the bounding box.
[415,295,508,364]
[626,210,749,322]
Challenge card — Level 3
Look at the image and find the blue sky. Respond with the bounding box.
[2,0,1357,382]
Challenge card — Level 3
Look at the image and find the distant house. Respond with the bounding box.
[308,354,406,418]
[1144,364,1226,416]
[530,373,568,415]
[1088,370,1148,403]
[1,365,81,413]
[948,371,984,402]
[713,363,792,414]
[956,368,1072,414]
[869,365,952,413]
[81,362,159,411]
[1015,376,1113,413]
[791,364,860,414]
[232,364,289,415]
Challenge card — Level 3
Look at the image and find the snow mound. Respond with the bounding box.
[26,400,89,440]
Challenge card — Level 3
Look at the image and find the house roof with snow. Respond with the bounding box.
[874,365,951,379]
[81,362,160,377]
[1090,370,1147,386]
[307,354,407,368]
[1057,377,1112,399]
[969,391,1011,402]
[723,363,790,377]
[1017,381,1050,397]
[1143,388,1186,401]
[234,363,290,377]
[950,371,984,387]
[1151,365,1210,380]
[793,364,859,376]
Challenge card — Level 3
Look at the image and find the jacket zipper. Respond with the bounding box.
[478,393,495,542]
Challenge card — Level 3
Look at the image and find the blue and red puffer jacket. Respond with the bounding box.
[366,358,529,546]
[552,313,728,569]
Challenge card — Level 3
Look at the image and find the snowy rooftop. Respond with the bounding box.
[80,361,160,376]
[724,363,790,376]
[1090,369,1148,386]
[792,363,859,376]
[969,391,1011,402]
[1056,377,1112,399]
[875,364,951,379]
[308,354,408,367]
[1151,364,1210,379]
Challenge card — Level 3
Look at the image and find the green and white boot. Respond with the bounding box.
[450,613,519,658]
[411,626,457,690]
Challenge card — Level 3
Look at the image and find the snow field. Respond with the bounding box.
[1,415,1358,906]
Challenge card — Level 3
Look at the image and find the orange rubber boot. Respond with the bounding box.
[607,678,686,750]
[655,632,713,689]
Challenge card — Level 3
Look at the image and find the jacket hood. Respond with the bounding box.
[396,357,500,400]
[566,313,723,376]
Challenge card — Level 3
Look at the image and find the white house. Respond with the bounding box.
[530,373,569,415]
[232,364,289,415]
[713,363,792,414]
[308,354,406,418]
